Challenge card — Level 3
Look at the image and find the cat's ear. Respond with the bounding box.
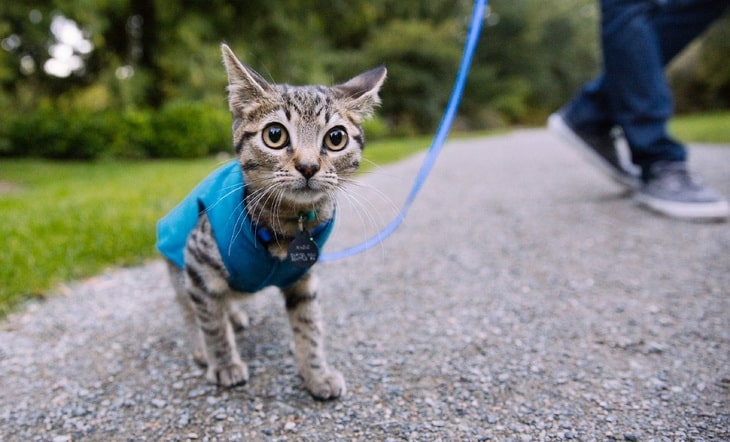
[221,43,275,115]
[332,66,387,123]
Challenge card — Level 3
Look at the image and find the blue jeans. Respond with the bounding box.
[562,0,729,177]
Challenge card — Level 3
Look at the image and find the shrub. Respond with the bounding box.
[0,109,128,159]
[361,19,462,133]
[0,102,233,160]
[106,110,155,159]
[63,112,119,160]
[148,102,231,158]
[3,110,70,158]
[362,115,390,140]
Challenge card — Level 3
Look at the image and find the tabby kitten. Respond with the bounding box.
[156,44,386,400]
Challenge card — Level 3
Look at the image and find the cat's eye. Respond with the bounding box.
[262,123,289,149]
[324,127,348,152]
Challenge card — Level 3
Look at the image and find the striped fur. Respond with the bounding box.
[166,44,385,400]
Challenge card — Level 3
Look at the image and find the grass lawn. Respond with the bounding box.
[0,158,222,316]
[669,111,730,144]
[1,112,727,316]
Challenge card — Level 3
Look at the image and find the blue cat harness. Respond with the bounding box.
[156,161,334,293]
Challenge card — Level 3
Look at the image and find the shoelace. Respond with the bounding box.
[649,161,702,190]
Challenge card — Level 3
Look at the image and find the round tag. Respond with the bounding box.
[288,230,319,269]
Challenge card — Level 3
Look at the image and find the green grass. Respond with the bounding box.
[362,135,435,170]
[0,158,222,316]
[670,111,730,144]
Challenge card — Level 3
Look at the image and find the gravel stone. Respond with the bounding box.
[151,399,167,408]
[1,131,729,441]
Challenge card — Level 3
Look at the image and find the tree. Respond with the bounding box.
[361,19,464,133]
[0,0,726,150]
[462,0,599,126]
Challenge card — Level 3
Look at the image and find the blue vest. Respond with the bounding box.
[156,161,334,292]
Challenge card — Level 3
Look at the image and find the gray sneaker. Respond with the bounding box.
[635,161,729,221]
[548,112,641,189]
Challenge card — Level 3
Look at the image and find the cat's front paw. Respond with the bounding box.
[304,369,346,400]
[229,308,249,332]
[207,362,249,388]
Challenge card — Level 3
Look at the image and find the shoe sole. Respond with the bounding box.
[635,193,730,221]
[548,113,641,190]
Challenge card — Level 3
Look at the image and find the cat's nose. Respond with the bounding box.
[296,162,320,180]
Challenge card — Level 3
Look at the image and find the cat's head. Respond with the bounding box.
[221,44,386,209]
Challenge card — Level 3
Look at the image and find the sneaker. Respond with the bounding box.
[548,112,641,189]
[635,161,729,221]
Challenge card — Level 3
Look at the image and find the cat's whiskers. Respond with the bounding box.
[207,182,246,214]
[248,184,282,227]
[243,178,309,240]
[238,168,392,252]
[338,177,400,216]
[332,183,385,246]
[244,181,275,206]
[243,179,282,229]
[333,177,400,250]
[229,182,270,248]
[359,159,409,181]
[271,187,290,238]
[202,181,249,253]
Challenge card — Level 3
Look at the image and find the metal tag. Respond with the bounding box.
[288,230,319,269]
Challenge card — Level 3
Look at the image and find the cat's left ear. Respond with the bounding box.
[221,43,276,116]
[332,66,387,123]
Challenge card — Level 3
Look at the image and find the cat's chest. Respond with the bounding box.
[219,216,334,292]
[157,161,334,292]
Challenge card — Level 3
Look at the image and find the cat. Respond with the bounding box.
[156,43,386,400]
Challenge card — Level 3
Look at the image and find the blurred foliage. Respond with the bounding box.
[0,0,728,159]
[0,102,231,159]
[668,12,730,113]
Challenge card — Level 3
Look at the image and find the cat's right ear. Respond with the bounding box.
[221,44,274,115]
[332,66,387,123]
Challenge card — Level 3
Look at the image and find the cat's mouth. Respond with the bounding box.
[286,180,327,202]
[284,174,336,201]
[297,185,325,197]
[296,178,326,192]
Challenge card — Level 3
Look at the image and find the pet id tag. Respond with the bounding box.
[288,229,319,269]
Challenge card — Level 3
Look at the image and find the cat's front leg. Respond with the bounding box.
[166,260,208,366]
[283,272,345,400]
[191,292,248,387]
[184,216,249,388]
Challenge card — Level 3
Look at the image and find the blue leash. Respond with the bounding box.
[320,0,488,262]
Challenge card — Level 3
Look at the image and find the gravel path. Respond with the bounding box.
[1,129,728,441]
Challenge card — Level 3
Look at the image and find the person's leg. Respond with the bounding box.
[602,0,729,174]
[548,85,640,189]
[559,76,612,132]
[552,0,729,219]
[654,0,730,66]
[549,72,641,189]
[548,0,661,188]
[599,0,685,173]
[559,0,728,132]
[606,0,730,220]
